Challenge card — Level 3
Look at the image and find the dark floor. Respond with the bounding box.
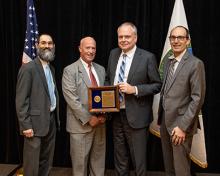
[50,168,220,176]
[50,168,166,176]
[1,164,220,176]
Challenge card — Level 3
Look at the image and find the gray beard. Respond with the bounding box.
[37,47,55,62]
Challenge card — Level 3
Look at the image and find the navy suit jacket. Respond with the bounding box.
[106,47,161,128]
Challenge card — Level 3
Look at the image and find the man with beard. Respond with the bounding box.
[16,34,60,176]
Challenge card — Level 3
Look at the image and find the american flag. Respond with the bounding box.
[22,0,39,64]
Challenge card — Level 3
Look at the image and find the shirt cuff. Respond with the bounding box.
[134,86,138,95]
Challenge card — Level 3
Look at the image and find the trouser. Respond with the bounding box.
[112,110,148,176]
[69,125,106,176]
[23,112,56,176]
[160,111,193,176]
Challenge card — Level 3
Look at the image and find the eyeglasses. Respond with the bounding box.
[169,36,188,42]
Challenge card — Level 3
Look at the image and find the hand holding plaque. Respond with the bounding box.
[88,86,120,112]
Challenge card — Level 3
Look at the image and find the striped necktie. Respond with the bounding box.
[118,54,127,102]
[164,59,177,93]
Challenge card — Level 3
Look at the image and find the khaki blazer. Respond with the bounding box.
[62,59,105,133]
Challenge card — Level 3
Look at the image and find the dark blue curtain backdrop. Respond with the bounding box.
[1,0,220,173]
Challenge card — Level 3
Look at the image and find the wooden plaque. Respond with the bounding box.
[88,86,120,112]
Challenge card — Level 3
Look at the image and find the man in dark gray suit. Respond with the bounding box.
[16,34,60,176]
[106,22,161,176]
[62,37,106,176]
[158,26,206,176]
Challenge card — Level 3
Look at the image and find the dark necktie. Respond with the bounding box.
[164,59,177,93]
[118,54,127,102]
[88,63,98,87]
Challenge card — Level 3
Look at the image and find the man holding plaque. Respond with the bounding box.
[62,37,106,176]
[106,22,162,175]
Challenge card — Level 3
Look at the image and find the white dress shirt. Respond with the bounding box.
[114,46,137,108]
[80,58,100,86]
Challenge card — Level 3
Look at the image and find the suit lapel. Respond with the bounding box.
[172,57,186,79]
[34,58,50,97]
[110,50,121,84]
[127,48,141,83]
[77,59,91,87]
[93,64,104,86]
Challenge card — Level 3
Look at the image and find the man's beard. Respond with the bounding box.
[37,47,55,62]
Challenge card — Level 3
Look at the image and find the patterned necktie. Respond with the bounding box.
[118,54,127,102]
[45,65,56,109]
[164,59,177,93]
[88,63,98,87]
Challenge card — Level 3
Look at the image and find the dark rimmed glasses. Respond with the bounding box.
[169,35,189,42]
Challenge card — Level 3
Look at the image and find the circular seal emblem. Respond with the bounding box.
[94,95,101,103]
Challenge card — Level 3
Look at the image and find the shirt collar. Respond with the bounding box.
[80,58,93,68]
[39,57,50,67]
[120,45,137,59]
[168,49,187,63]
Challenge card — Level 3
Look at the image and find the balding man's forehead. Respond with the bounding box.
[80,37,96,46]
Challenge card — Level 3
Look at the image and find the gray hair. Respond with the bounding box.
[117,22,137,35]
